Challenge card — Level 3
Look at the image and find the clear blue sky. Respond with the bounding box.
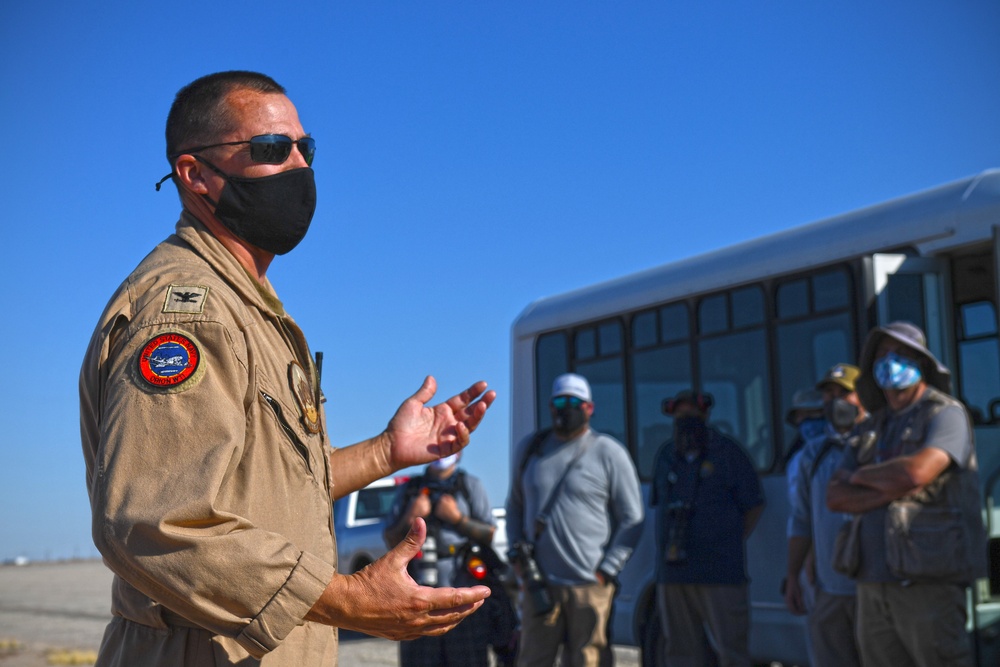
[1,2,998,560]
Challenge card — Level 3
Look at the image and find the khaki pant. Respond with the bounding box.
[856,581,973,667]
[517,582,615,667]
[807,590,860,667]
[656,583,750,667]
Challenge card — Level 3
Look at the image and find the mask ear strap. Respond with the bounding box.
[155,155,227,191]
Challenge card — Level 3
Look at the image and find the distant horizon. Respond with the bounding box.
[2,1,998,560]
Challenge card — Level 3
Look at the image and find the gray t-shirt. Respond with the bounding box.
[506,428,644,586]
[840,390,973,583]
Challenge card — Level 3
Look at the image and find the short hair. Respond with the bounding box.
[164,71,285,163]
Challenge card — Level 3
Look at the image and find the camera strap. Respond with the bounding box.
[533,436,593,541]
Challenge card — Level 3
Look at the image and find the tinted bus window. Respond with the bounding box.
[774,267,855,462]
[633,311,657,349]
[631,303,695,477]
[698,329,772,469]
[576,321,627,446]
[958,300,1000,424]
[600,321,622,354]
[775,313,853,456]
[732,286,764,328]
[535,332,569,427]
[813,270,849,311]
[631,341,693,479]
[886,273,926,330]
[699,294,728,334]
[661,303,689,342]
[777,279,809,319]
[576,328,597,360]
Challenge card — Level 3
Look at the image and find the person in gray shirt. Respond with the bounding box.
[507,373,643,667]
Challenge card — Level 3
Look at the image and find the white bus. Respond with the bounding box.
[510,169,1000,665]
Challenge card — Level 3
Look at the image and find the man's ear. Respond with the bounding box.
[174,155,210,195]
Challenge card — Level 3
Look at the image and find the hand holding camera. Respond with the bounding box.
[508,541,554,616]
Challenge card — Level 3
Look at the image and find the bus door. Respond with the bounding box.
[874,250,1000,664]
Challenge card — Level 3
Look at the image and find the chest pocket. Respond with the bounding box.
[260,388,314,474]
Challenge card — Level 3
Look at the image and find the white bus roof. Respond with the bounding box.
[513,168,1000,338]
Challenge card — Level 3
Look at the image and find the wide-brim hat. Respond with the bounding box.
[785,388,825,426]
[856,321,952,412]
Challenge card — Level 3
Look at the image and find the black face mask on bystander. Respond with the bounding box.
[674,415,708,453]
[553,406,587,438]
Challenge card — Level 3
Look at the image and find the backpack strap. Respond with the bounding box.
[808,439,837,481]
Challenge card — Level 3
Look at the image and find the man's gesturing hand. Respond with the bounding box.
[384,376,496,470]
[306,518,491,639]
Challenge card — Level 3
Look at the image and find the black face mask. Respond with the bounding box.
[674,415,708,452]
[197,157,316,255]
[553,406,587,437]
[824,397,859,431]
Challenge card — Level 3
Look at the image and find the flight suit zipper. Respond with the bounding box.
[262,391,313,473]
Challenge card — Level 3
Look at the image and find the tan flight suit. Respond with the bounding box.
[80,212,339,665]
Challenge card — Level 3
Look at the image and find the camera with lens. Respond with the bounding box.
[411,530,440,587]
[507,541,554,616]
[665,501,692,563]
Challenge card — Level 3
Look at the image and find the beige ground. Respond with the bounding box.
[0,560,639,666]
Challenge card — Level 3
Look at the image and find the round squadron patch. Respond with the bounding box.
[289,361,320,433]
[138,332,200,388]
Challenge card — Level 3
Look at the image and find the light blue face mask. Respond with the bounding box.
[798,417,826,442]
[874,351,923,390]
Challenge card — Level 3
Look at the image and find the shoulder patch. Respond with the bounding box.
[162,284,210,314]
[138,331,201,390]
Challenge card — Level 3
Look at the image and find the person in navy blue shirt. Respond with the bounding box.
[651,390,765,667]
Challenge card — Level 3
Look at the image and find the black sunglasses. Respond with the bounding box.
[551,396,586,409]
[172,134,316,166]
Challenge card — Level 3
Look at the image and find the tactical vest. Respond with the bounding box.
[860,387,987,584]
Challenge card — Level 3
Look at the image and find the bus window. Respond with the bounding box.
[732,286,764,328]
[633,311,657,348]
[630,304,694,477]
[631,342,693,478]
[696,286,772,470]
[774,267,855,463]
[574,320,627,446]
[535,332,569,428]
[699,294,728,335]
[661,303,689,342]
[576,328,597,360]
[958,300,1000,424]
[777,279,809,319]
[699,329,772,470]
[775,314,853,457]
[813,269,850,311]
[885,272,927,330]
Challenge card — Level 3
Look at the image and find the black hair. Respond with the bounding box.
[164,71,285,163]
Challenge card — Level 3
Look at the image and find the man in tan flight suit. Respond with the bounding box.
[79,71,495,666]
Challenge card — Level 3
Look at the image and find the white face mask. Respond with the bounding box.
[429,453,459,471]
